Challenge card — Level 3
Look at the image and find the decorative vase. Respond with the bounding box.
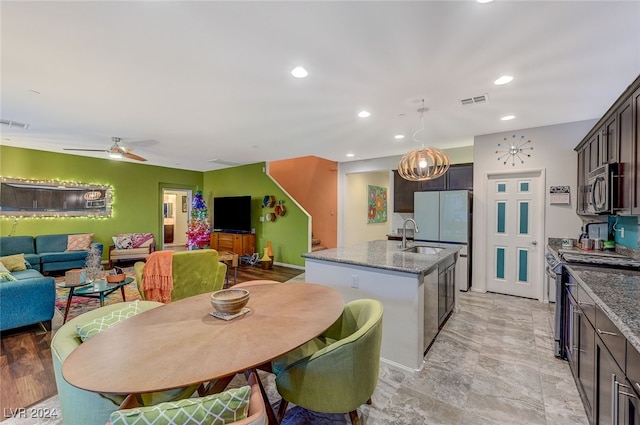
[267,241,274,261]
[261,247,273,270]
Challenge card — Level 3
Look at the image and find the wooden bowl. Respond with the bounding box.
[210,288,250,314]
[106,274,126,283]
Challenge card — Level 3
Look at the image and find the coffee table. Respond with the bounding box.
[63,282,343,424]
[59,277,133,323]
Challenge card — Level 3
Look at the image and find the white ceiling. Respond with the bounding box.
[2,1,639,172]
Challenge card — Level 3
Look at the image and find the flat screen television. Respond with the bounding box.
[213,196,252,234]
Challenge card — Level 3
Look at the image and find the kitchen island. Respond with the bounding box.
[302,240,462,372]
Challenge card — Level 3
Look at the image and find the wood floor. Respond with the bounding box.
[0,264,304,419]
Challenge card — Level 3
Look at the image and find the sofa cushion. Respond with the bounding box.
[0,236,36,256]
[35,234,74,254]
[11,268,46,280]
[39,251,89,263]
[0,254,27,272]
[66,233,93,251]
[108,386,251,425]
[76,301,143,342]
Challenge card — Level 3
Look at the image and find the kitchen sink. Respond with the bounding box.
[403,246,444,254]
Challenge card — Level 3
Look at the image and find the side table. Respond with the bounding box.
[218,251,239,287]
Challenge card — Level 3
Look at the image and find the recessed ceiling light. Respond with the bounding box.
[290,66,308,78]
[346,153,355,157]
[358,111,371,118]
[494,75,514,85]
[394,135,405,140]
[501,115,516,121]
[477,0,493,3]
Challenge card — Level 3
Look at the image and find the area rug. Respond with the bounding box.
[54,267,141,322]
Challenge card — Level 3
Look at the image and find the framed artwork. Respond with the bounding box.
[182,196,188,213]
[367,185,387,223]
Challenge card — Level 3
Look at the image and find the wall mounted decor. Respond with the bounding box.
[0,177,113,218]
[496,134,534,166]
[367,185,387,223]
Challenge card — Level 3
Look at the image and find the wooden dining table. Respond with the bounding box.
[62,282,344,424]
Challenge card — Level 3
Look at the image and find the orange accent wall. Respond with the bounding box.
[269,156,337,249]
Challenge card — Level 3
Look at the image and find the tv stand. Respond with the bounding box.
[210,232,256,256]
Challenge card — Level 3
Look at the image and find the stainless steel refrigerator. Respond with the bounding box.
[413,190,472,291]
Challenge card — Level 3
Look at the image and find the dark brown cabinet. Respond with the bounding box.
[393,163,473,213]
[566,270,640,425]
[575,73,640,216]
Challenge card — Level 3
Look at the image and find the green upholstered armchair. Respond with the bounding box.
[271,299,383,425]
[51,301,198,425]
[134,249,227,302]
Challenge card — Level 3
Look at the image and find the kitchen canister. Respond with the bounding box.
[561,238,576,248]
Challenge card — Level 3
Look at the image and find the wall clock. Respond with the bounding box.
[496,134,533,166]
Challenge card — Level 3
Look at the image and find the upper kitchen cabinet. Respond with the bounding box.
[575,73,640,216]
[393,163,473,213]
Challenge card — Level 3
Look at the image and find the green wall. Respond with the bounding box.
[0,146,202,259]
[203,163,309,267]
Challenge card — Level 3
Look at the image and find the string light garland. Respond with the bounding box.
[0,176,113,219]
[397,101,450,181]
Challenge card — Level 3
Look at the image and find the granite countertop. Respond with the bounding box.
[302,240,461,276]
[565,265,640,353]
[547,241,640,353]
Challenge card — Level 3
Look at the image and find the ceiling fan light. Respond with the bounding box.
[109,152,122,159]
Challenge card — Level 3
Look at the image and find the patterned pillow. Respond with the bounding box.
[0,271,17,282]
[0,254,27,272]
[109,386,251,425]
[76,301,142,342]
[115,233,154,249]
[67,233,94,251]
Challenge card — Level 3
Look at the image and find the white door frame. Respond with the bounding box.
[161,188,192,250]
[478,168,546,302]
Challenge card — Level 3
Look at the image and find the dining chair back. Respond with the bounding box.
[271,298,383,424]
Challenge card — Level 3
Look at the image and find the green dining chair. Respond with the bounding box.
[271,298,383,425]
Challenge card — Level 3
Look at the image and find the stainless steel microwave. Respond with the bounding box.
[586,164,615,214]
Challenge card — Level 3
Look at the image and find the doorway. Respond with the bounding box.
[162,189,191,251]
[485,169,545,300]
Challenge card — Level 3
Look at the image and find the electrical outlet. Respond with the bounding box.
[351,275,359,289]
[621,227,625,238]
[259,216,264,222]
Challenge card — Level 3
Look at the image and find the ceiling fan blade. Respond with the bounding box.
[123,152,147,161]
[63,148,108,152]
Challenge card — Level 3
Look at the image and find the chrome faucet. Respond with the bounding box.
[402,218,419,249]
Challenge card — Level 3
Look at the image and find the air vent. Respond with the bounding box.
[0,119,29,129]
[460,94,489,107]
[207,158,242,166]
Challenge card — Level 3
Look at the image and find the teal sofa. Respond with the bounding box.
[35,234,103,273]
[0,263,56,331]
[0,234,103,273]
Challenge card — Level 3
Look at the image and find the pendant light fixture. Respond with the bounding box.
[397,100,450,181]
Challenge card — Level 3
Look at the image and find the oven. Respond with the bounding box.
[545,252,566,359]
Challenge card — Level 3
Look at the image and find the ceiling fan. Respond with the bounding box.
[63,137,147,161]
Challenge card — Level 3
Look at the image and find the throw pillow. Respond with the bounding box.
[66,233,94,251]
[0,254,27,272]
[76,301,142,342]
[108,385,251,425]
[0,271,17,282]
[0,262,9,273]
[115,234,134,249]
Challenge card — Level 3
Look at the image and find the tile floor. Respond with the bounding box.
[5,290,589,425]
[267,290,589,425]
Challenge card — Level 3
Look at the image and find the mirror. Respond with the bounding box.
[0,177,113,217]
